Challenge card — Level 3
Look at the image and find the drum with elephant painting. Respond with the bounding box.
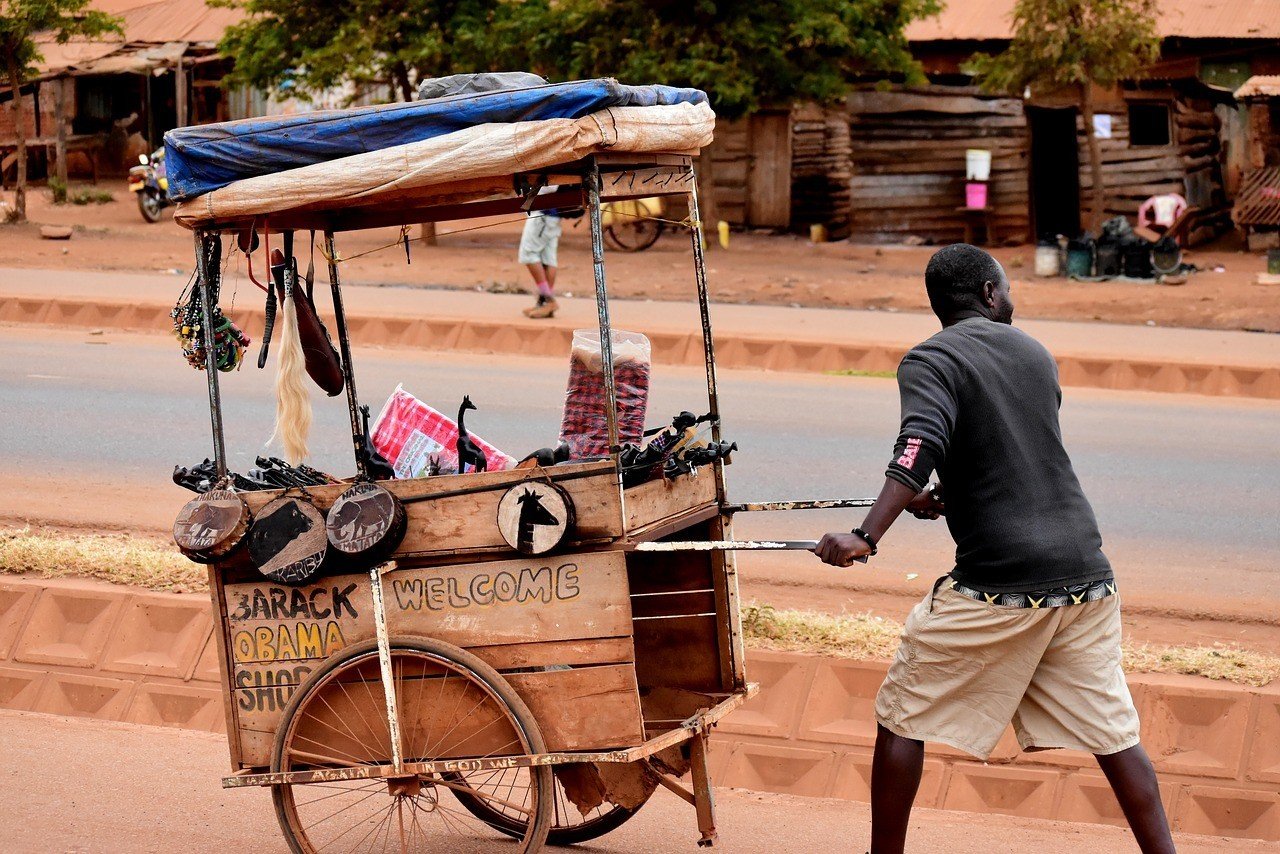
[324,480,407,565]
[173,488,251,563]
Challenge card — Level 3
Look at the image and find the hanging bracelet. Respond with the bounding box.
[851,527,878,556]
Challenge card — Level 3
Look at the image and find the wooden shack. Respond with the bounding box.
[1069,83,1232,245]
[846,84,1030,243]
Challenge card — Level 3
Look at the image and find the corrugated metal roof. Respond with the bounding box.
[114,0,242,45]
[32,0,242,75]
[908,0,1280,42]
[1236,75,1280,97]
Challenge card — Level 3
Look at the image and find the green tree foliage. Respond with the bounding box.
[967,0,1160,229]
[218,0,937,117]
[1,0,121,221]
[216,0,534,103]
[543,0,937,120]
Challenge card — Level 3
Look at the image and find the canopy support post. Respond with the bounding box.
[195,230,228,479]
[323,230,367,478]
[685,163,725,504]
[586,157,622,466]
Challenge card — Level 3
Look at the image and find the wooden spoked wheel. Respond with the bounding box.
[271,638,552,853]
[604,199,662,252]
[449,767,647,845]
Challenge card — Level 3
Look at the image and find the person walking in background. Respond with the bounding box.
[814,244,1176,854]
[518,203,564,319]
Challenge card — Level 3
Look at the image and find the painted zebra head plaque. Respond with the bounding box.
[496,481,574,555]
[325,481,407,563]
[248,495,329,585]
[173,489,250,563]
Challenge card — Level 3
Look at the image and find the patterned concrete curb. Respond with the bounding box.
[2,295,1278,400]
[712,650,1280,843]
[0,576,1276,841]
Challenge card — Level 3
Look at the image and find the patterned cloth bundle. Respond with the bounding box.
[559,330,651,458]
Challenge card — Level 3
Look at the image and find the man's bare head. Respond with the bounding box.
[924,243,1013,325]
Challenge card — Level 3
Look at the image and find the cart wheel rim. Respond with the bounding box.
[448,765,646,844]
[271,639,552,853]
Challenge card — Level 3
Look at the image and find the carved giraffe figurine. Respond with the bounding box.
[456,396,488,473]
[515,489,560,553]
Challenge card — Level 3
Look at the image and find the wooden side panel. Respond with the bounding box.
[624,473,718,538]
[632,615,722,694]
[627,543,725,697]
[507,665,644,751]
[219,551,637,768]
[240,461,622,558]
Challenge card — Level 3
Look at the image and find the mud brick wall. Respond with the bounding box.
[1,577,1277,842]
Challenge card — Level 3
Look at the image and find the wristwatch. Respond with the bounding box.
[851,527,878,556]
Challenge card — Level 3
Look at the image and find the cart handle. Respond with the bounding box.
[723,498,875,513]
[630,539,867,563]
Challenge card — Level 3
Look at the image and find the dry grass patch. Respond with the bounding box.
[742,602,1279,688]
[0,527,206,594]
[741,603,901,661]
[1121,643,1280,689]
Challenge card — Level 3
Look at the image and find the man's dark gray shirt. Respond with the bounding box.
[885,316,1112,592]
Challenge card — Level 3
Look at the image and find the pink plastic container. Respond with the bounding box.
[965,182,988,209]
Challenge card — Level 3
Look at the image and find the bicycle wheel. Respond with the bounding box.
[449,765,649,845]
[271,637,553,853]
[604,200,662,252]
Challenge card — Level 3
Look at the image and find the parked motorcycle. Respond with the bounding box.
[128,148,171,223]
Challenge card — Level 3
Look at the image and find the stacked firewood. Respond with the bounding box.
[790,104,853,238]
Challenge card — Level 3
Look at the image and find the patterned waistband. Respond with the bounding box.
[948,576,1117,609]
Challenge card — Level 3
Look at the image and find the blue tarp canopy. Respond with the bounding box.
[164,79,707,201]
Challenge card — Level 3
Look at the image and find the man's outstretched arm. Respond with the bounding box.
[814,479,940,567]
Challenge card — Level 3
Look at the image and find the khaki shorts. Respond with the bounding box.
[875,577,1140,760]
[518,215,562,267]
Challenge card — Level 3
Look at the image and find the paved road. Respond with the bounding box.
[1,326,1277,635]
[0,710,1262,853]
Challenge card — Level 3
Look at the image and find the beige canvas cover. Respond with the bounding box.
[175,101,715,228]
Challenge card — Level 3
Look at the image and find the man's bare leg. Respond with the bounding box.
[870,724,924,854]
[525,262,546,290]
[545,264,557,290]
[1095,744,1175,853]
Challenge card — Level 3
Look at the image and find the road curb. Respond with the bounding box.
[3,294,1278,399]
[0,575,1277,842]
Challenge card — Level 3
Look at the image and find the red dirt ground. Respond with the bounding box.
[1,710,1264,853]
[4,180,1279,333]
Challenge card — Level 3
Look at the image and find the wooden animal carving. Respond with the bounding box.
[456,396,487,474]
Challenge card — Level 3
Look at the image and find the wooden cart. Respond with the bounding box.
[176,148,776,852]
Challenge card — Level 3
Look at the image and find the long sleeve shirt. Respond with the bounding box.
[886,317,1112,592]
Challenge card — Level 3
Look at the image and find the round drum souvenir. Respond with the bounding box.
[496,481,575,555]
[173,489,250,563]
[325,481,407,564]
[248,494,329,585]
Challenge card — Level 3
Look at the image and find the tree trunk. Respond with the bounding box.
[54,77,68,203]
[6,59,27,221]
[1079,81,1107,231]
[392,61,414,103]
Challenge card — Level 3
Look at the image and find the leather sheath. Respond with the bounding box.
[271,252,345,396]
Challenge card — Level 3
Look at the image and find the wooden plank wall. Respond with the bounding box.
[1076,93,1230,245]
[846,85,1031,243]
[790,103,853,237]
[703,119,750,226]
